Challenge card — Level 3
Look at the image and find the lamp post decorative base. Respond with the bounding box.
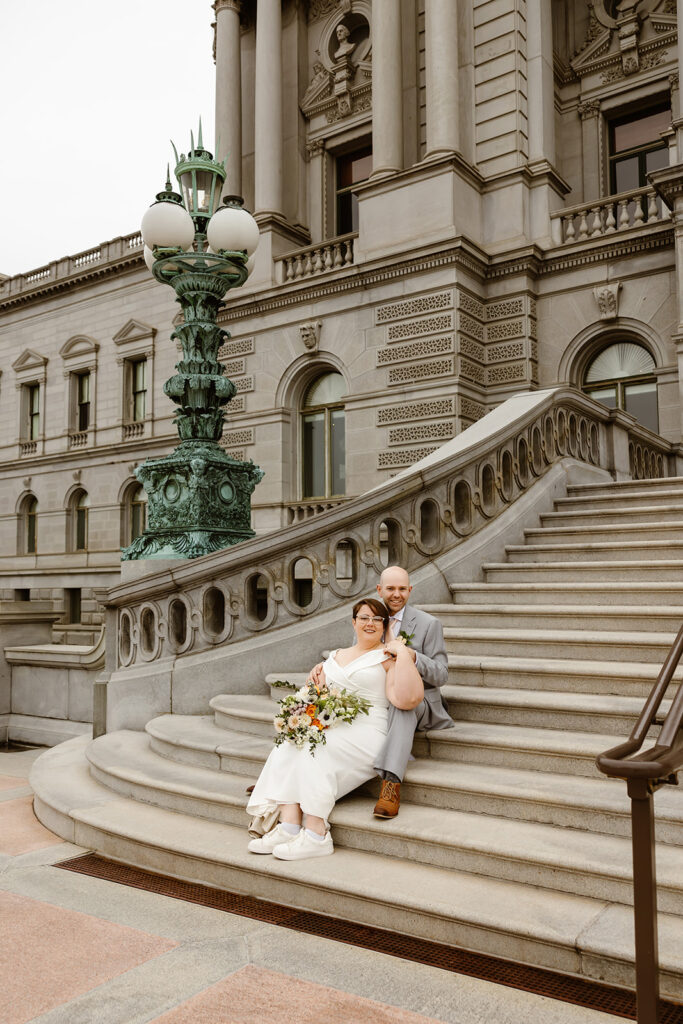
[121,440,264,561]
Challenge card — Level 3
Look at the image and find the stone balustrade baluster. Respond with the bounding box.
[634,194,645,227]
[578,209,589,239]
[604,204,616,233]
[618,199,630,229]
[564,215,575,241]
[590,206,603,237]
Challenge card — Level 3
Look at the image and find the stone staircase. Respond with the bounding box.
[31,476,683,998]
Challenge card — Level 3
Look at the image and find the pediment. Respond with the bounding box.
[60,335,100,360]
[113,319,156,346]
[12,349,48,373]
[571,28,613,74]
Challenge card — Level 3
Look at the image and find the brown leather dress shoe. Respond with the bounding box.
[373,780,400,818]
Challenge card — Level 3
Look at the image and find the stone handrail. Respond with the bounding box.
[550,185,669,245]
[4,627,106,670]
[0,232,144,302]
[105,387,683,674]
[276,233,356,283]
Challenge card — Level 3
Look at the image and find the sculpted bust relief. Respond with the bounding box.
[334,23,356,60]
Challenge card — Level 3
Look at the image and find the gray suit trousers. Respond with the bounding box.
[374,692,454,781]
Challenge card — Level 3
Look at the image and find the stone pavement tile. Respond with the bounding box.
[0,890,177,1024]
[0,795,64,854]
[148,964,447,1024]
[0,774,27,790]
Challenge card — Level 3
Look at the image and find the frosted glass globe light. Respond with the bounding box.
[143,246,156,272]
[141,201,195,250]
[246,254,256,276]
[206,205,260,256]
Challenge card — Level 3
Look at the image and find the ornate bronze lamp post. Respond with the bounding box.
[123,126,263,561]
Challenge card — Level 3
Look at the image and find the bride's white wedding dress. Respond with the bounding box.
[246,648,389,821]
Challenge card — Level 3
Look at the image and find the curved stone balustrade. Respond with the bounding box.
[105,388,681,679]
[551,186,669,246]
[277,233,356,283]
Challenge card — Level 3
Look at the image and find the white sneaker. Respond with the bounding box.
[272,829,334,860]
[248,824,301,855]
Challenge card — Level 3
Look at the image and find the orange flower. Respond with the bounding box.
[311,719,323,729]
[305,704,317,716]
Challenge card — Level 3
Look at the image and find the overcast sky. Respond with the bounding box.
[1,0,217,277]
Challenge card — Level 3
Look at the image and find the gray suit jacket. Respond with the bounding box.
[396,605,452,727]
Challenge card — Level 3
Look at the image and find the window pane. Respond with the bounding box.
[585,342,655,383]
[134,360,146,390]
[330,408,346,495]
[131,502,145,540]
[78,401,90,431]
[337,147,372,188]
[78,373,90,403]
[613,108,671,153]
[614,156,640,193]
[27,510,36,554]
[303,372,346,407]
[76,508,87,550]
[302,412,325,497]
[646,146,668,174]
[585,386,618,409]
[624,382,659,433]
[337,191,354,235]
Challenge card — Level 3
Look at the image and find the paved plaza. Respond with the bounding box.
[0,745,623,1024]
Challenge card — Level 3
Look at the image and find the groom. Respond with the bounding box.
[372,565,453,818]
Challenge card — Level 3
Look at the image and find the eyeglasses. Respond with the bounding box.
[355,615,384,625]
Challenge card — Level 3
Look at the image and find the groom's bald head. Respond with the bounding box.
[377,566,412,613]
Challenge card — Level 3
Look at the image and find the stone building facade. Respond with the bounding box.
[1,0,683,634]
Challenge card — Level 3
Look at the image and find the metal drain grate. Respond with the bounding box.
[56,853,683,1022]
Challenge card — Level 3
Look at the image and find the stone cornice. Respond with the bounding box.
[0,246,144,313]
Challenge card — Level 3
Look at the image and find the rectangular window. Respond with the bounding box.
[608,103,671,194]
[131,358,147,422]
[76,507,88,551]
[336,145,372,235]
[14,589,30,602]
[76,372,90,431]
[302,411,325,498]
[26,384,40,440]
[66,588,81,623]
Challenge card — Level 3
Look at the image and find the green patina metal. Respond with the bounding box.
[122,128,263,561]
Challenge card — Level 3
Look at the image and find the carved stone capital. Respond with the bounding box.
[594,282,621,321]
[306,138,326,159]
[213,0,241,14]
[578,99,601,120]
[670,71,680,92]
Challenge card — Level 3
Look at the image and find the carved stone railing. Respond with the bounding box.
[551,186,669,245]
[277,233,356,283]
[122,421,145,441]
[0,231,144,303]
[629,427,670,480]
[20,441,37,456]
[104,388,683,678]
[286,498,348,524]
[68,431,89,449]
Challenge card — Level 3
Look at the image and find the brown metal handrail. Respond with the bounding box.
[597,622,683,1024]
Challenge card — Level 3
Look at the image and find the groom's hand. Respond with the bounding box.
[307,662,324,684]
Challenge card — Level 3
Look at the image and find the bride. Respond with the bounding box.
[246,597,424,860]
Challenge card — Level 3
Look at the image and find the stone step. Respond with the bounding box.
[447,684,668,737]
[84,727,683,846]
[553,491,683,513]
[447,652,683,699]
[146,710,611,778]
[443,626,676,664]
[525,523,683,545]
[566,478,683,498]
[541,505,683,528]
[505,539,683,563]
[421,603,683,633]
[450,582,683,607]
[212,687,661,741]
[30,737,683,1000]
[483,560,683,583]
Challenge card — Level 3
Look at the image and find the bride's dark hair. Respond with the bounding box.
[352,597,390,626]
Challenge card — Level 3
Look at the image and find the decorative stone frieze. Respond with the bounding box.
[386,313,454,341]
[388,421,455,446]
[375,291,453,323]
[223,358,246,377]
[458,358,486,385]
[376,336,453,366]
[387,358,454,386]
[486,319,525,341]
[378,446,438,468]
[458,336,486,363]
[460,397,486,421]
[233,376,254,393]
[221,428,254,447]
[458,312,485,341]
[218,337,254,359]
[376,398,455,425]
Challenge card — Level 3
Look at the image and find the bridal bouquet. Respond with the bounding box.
[273,682,371,755]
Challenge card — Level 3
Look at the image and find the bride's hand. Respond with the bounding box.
[307,661,324,684]
[383,638,405,659]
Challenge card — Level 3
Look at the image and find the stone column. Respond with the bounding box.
[526,0,555,167]
[254,0,283,216]
[371,0,403,176]
[424,0,459,157]
[579,100,601,201]
[214,0,242,196]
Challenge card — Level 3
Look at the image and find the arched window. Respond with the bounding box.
[130,485,147,541]
[68,490,90,552]
[18,495,38,554]
[583,341,658,433]
[301,372,346,499]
